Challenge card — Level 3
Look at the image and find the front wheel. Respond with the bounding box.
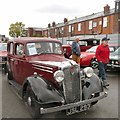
[24,85,42,118]
[90,59,98,69]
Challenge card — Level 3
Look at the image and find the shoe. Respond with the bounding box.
[103,80,109,87]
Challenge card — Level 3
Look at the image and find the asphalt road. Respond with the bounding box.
[1,68,119,119]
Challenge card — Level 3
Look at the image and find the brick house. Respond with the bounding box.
[25,0,119,43]
[25,27,45,37]
[43,0,119,41]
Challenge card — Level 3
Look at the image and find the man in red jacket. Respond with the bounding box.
[95,37,110,87]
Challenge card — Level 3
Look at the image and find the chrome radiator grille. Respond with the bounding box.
[63,66,81,104]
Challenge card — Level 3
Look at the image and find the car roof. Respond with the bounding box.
[8,37,62,44]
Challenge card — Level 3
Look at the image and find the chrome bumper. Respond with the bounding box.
[40,92,107,114]
[107,64,120,68]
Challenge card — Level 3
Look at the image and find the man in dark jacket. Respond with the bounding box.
[72,38,81,64]
[95,37,110,87]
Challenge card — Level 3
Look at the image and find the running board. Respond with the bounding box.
[8,80,23,97]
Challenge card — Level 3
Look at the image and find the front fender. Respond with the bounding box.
[82,73,102,99]
[22,75,64,104]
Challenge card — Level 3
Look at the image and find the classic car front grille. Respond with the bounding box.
[109,60,119,65]
[63,66,81,104]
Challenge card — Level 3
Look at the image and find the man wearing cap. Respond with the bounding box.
[72,37,81,64]
[95,37,110,87]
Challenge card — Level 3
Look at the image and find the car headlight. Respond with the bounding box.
[83,67,93,78]
[115,61,118,64]
[54,70,64,82]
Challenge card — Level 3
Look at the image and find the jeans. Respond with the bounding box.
[98,62,107,81]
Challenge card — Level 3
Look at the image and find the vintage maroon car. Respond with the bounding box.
[0,42,7,72]
[7,37,107,118]
[62,38,100,59]
[80,45,118,68]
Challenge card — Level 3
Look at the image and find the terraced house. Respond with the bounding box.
[26,0,120,44]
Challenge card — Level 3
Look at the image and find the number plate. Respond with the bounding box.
[66,104,91,115]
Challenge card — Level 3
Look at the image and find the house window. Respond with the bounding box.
[61,27,64,31]
[55,29,57,35]
[99,21,102,25]
[69,25,71,32]
[72,26,74,32]
[103,17,108,27]
[89,21,92,30]
[78,23,81,31]
[93,22,97,27]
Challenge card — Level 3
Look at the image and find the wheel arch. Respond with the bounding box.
[22,75,64,104]
[82,73,102,100]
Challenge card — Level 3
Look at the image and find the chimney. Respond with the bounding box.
[52,22,56,27]
[48,23,51,28]
[64,18,68,23]
[104,4,110,14]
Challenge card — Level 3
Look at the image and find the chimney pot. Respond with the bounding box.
[64,18,68,23]
[104,4,110,14]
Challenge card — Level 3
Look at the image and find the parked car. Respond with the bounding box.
[107,47,120,71]
[80,45,118,69]
[62,38,100,59]
[0,42,7,72]
[80,46,98,69]
[7,37,107,118]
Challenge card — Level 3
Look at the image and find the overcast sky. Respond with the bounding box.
[1,0,115,37]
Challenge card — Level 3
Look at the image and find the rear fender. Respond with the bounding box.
[82,73,102,99]
[22,75,64,104]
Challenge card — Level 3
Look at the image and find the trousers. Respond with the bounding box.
[98,62,107,81]
[72,54,80,64]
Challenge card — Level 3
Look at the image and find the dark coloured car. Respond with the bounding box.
[80,45,118,69]
[7,37,107,118]
[107,47,120,71]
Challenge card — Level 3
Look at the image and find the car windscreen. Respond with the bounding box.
[86,46,98,52]
[114,47,120,55]
[0,43,7,51]
[27,42,62,56]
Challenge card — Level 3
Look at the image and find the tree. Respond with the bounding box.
[9,22,26,38]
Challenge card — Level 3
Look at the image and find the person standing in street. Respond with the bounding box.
[95,37,110,87]
[72,37,81,64]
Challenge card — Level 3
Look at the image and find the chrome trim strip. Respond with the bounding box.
[40,92,107,114]
[33,64,53,70]
[33,67,53,73]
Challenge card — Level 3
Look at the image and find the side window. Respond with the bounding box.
[15,44,24,55]
[9,42,14,54]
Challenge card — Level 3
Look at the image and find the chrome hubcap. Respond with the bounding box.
[28,97,32,106]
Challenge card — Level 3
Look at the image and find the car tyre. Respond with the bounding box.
[90,59,98,69]
[6,63,13,80]
[24,84,42,118]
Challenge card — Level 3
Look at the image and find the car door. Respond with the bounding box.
[12,43,27,84]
